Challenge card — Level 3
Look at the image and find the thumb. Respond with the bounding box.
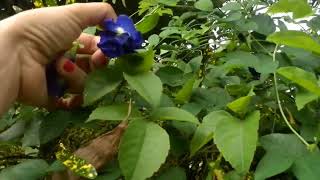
[13,3,117,60]
[63,3,117,29]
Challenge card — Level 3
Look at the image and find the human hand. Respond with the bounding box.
[0,3,116,114]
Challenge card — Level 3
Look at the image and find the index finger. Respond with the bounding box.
[77,33,100,54]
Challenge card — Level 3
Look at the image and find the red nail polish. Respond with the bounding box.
[63,60,75,72]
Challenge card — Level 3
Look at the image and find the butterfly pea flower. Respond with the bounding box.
[98,15,144,58]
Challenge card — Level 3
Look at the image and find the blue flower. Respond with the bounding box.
[98,15,144,58]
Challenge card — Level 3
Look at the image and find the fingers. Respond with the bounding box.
[56,57,87,94]
[76,34,108,69]
[77,33,100,54]
[65,3,117,29]
[75,54,91,73]
[91,49,109,69]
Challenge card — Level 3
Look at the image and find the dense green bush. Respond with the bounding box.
[1,0,320,179]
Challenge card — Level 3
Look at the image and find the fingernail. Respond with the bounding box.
[63,60,75,72]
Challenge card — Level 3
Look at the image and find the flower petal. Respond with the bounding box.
[117,15,136,35]
[103,19,119,33]
[98,15,144,58]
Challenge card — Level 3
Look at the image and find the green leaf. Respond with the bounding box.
[194,0,213,12]
[0,159,49,179]
[181,103,203,116]
[268,0,312,19]
[87,104,141,122]
[45,0,57,6]
[39,111,70,144]
[83,26,97,35]
[124,72,163,108]
[22,118,41,147]
[136,13,160,34]
[296,89,318,110]
[255,134,308,180]
[224,12,242,22]
[277,67,320,96]
[190,123,213,156]
[84,67,122,106]
[156,66,185,87]
[214,111,260,173]
[159,27,180,38]
[251,14,276,35]
[95,160,121,180]
[0,120,26,141]
[188,55,202,72]
[267,31,320,54]
[224,171,243,180]
[190,111,242,157]
[152,107,199,124]
[56,146,97,179]
[224,51,278,74]
[155,166,187,180]
[292,152,320,180]
[119,119,170,180]
[148,34,160,47]
[0,107,15,132]
[221,2,242,11]
[47,160,66,173]
[175,75,196,103]
[227,96,252,115]
[157,0,178,6]
[192,88,232,111]
[34,0,44,7]
[118,49,154,74]
[308,16,320,31]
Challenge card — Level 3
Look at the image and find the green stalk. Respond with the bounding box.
[272,44,310,147]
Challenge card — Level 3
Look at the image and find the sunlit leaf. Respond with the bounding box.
[268,0,312,19]
[267,31,320,54]
[295,89,318,110]
[194,0,213,11]
[136,14,160,34]
[83,26,97,35]
[87,104,141,122]
[227,96,252,115]
[45,0,58,6]
[277,66,320,96]
[175,75,196,103]
[214,111,260,173]
[152,107,199,124]
[56,144,98,179]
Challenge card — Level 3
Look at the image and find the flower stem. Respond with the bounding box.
[272,44,310,147]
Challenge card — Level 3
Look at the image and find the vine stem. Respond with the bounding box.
[272,44,310,147]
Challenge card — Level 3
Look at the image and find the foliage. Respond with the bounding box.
[1,0,320,179]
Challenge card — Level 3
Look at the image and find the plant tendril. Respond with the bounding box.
[272,44,310,147]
